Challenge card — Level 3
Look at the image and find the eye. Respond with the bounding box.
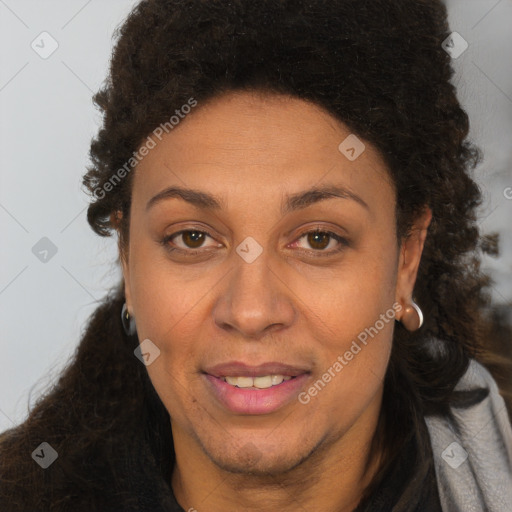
[290,229,349,256]
[162,229,219,254]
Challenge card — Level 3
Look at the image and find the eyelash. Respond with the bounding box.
[160,228,349,258]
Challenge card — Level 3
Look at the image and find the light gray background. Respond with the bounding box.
[1,0,511,433]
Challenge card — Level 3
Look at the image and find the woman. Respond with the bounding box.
[1,0,511,510]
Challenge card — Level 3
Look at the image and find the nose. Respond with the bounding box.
[212,247,297,339]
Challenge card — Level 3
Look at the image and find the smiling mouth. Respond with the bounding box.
[202,361,311,413]
[203,372,310,415]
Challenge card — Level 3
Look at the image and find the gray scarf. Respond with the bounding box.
[425,359,512,511]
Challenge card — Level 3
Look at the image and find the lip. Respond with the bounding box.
[203,361,311,378]
[203,372,311,415]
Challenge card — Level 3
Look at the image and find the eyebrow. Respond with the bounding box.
[145,183,369,214]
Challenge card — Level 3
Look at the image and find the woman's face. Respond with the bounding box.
[121,90,426,476]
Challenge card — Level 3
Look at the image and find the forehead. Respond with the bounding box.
[132,90,395,213]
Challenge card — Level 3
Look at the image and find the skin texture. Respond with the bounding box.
[121,90,431,512]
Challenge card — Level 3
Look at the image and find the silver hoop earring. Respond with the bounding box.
[410,300,424,328]
[121,302,137,337]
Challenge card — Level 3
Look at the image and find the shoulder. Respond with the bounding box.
[425,358,512,512]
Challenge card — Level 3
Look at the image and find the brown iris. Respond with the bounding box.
[307,231,330,250]
[181,231,206,248]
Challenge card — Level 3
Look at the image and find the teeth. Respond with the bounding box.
[223,375,293,389]
[271,375,285,385]
[225,376,253,388]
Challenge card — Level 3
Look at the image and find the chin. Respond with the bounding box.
[200,437,317,477]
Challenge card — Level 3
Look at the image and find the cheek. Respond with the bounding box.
[297,294,394,428]
[129,254,210,419]
[290,229,398,335]
[128,238,209,339]
[293,237,397,414]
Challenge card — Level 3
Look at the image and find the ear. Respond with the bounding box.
[394,207,432,321]
[111,210,133,314]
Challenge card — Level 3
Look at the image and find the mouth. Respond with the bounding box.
[202,361,311,414]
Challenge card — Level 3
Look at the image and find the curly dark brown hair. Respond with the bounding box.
[1,0,509,510]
